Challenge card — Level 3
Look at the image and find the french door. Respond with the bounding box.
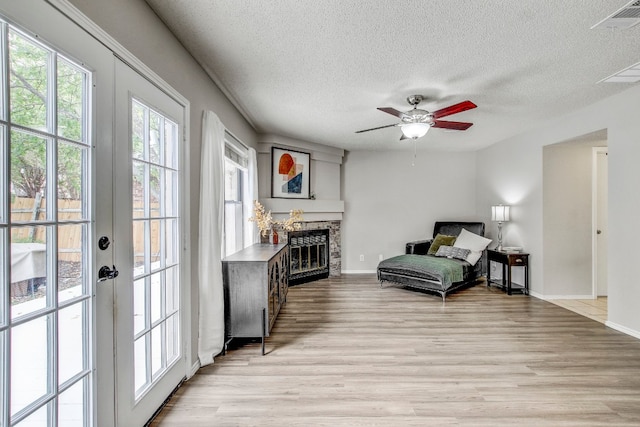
[0,1,114,424]
[113,59,185,426]
[1,1,187,425]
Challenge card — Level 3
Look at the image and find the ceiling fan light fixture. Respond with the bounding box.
[356,97,475,138]
[401,122,430,139]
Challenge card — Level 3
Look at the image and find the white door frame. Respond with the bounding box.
[591,147,608,299]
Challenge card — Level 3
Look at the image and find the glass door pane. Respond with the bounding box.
[130,98,181,398]
[1,20,92,427]
[114,59,184,426]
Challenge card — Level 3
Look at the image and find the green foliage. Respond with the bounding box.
[9,29,86,200]
[10,131,46,198]
[57,59,84,142]
[12,236,45,244]
[131,100,163,203]
[9,29,48,130]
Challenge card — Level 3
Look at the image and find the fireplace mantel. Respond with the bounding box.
[261,198,344,221]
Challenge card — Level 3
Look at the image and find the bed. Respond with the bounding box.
[377,221,489,301]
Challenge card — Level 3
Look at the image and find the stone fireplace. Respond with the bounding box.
[258,136,345,282]
[288,229,330,285]
[281,220,341,284]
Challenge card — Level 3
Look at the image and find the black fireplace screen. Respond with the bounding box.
[288,229,330,285]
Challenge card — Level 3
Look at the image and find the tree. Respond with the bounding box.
[9,29,85,200]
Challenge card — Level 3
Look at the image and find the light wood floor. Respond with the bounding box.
[151,275,640,426]
[549,297,607,324]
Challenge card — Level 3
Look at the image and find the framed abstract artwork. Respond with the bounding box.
[271,147,310,199]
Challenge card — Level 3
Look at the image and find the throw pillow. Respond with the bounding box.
[427,233,457,255]
[453,228,492,265]
[435,245,471,261]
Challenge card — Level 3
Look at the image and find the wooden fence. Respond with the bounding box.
[11,196,159,262]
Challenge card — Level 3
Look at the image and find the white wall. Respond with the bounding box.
[67,0,258,366]
[257,134,344,201]
[256,134,345,222]
[342,149,478,272]
[476,83,640,337]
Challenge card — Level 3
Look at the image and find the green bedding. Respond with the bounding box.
[377,254,465,290]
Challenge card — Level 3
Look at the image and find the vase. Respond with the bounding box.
[260,233,270,244]
[270,228,279,244]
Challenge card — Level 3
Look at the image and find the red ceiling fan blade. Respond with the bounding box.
[432,100,477,119]
[377,107,406,118]
[355,123,398,133]
[432,120,474,131]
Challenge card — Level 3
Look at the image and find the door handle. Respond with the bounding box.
[98,236,111,250]
[597,230,602,235]
[98,265,119,282]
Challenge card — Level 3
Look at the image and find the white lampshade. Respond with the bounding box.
[491,205,510,222]
[401,122,430,139]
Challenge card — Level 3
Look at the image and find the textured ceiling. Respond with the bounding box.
[145,0,640,151]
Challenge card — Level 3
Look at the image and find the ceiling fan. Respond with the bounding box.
[356,95,477,140]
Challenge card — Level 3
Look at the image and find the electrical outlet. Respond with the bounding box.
[359,254,364,262]
[379,254,384,261]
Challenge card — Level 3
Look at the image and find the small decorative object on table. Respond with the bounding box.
[249,200,304,243]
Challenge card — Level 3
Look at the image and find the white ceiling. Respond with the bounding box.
[145,0,640,151]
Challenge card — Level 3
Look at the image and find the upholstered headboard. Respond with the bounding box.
[433,221,485,238]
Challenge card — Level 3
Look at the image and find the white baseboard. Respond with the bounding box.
[605,321,640,340]
[528,290,543,300]
[188,360,200,379]
[542,294,595,300]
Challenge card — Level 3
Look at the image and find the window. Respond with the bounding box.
[223,133,249,257]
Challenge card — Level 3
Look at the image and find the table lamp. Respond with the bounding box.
[491,205,510,251]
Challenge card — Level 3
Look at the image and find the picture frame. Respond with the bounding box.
[271,147,310,199]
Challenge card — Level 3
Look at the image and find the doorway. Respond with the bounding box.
[542,130,608,323]
[593,147,608,298]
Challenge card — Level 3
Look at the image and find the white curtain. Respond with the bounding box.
[243,147,260,247]
[198,110,226,366]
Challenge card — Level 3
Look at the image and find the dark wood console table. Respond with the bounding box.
[222,243,289,354]
[487,249,529,295]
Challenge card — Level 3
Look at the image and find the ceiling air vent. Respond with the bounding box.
[591,0,640,29]
[598,61,640,84]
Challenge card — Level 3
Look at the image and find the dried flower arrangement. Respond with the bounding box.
[248,200,304,237]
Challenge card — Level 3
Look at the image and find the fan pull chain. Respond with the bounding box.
[412,140,417,166]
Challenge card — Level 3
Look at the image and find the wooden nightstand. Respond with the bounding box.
[487,249,529,295]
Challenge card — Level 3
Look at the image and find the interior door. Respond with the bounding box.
[113,59,185,426]
[0,1,114,425]
[595,148,608,297]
